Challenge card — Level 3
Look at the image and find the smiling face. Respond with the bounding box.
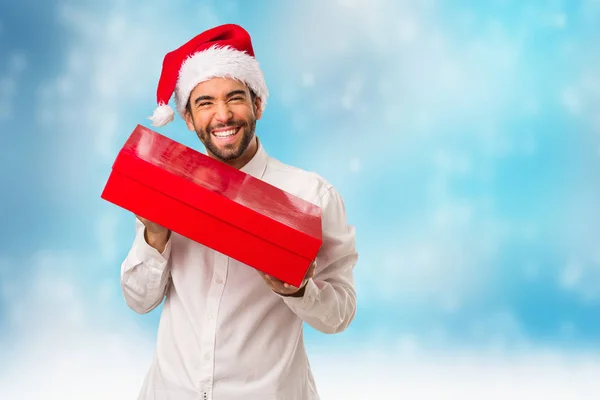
[184,77,263,169]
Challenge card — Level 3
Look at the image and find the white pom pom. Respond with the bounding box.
[148,104,175,127]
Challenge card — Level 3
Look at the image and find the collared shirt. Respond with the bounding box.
[120,138,358,400]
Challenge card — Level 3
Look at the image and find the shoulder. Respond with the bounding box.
[262,154,353,238]
[262,155,336,206]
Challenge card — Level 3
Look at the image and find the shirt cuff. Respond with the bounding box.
[133,229,172,270]
[279,278,318,310]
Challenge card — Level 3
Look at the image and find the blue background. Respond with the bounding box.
[1,0,600,398]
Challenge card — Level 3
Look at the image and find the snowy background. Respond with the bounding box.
[1,0,600,398]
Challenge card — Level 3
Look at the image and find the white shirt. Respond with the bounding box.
[120,138,358,400]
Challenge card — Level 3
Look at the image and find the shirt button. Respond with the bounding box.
[207,314,214,320]
[215,277,223,284]
[204,353,211,361]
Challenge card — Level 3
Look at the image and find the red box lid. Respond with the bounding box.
[111,125,322,260]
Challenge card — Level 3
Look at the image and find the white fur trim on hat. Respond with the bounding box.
[148,103,175,127]
[174,45,268,119]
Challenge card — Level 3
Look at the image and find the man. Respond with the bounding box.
[120,24,358,400]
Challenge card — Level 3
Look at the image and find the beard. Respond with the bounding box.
[195,116,256,161]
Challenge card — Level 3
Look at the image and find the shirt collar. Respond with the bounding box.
[240,136,268,179]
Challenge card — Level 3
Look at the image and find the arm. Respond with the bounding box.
[278,186,358,334]
[120,217,173,314]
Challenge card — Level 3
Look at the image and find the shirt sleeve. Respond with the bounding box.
[277,186,358,334]
[120,217,173,314]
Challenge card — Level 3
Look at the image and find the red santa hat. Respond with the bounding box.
[149,24,269,127]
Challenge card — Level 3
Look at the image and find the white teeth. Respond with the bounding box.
[214,128,237,137]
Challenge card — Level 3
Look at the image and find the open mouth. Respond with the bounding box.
[212,126,240,141]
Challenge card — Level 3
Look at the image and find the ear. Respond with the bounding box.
[253,95,263,121]
[184,107,195,132]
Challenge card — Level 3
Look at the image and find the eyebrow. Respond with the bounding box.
[193,90,247,106]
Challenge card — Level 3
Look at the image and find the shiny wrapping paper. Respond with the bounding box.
[101,125,323,287]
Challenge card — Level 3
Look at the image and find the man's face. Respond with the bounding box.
[184,77,262,163]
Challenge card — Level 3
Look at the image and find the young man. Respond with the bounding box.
[120,24,358,400]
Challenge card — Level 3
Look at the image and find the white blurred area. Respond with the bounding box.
[312,350,600,399]
[0,252,597,399]
[1,331,599,399]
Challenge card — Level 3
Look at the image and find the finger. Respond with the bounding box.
[258,270,300,293]
[307,261,316,276]
[266,275,286,289]
[268,276,294,289]
[255,270,269,281]
[264,275,284,289]
[261,274,273,285]
[256,271,273,286]
[269,277,296,292]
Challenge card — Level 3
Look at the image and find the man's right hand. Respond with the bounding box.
[137,215,171,253]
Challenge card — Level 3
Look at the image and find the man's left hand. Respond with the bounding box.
[257,261,316,297]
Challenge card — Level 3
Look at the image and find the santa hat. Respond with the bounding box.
[149,24,269,127]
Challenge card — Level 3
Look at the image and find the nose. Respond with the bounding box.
[214,101,233,123]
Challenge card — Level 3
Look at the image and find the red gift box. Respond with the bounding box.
[100,124,323,287]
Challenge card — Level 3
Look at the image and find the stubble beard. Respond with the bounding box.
[196,117,256,161]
